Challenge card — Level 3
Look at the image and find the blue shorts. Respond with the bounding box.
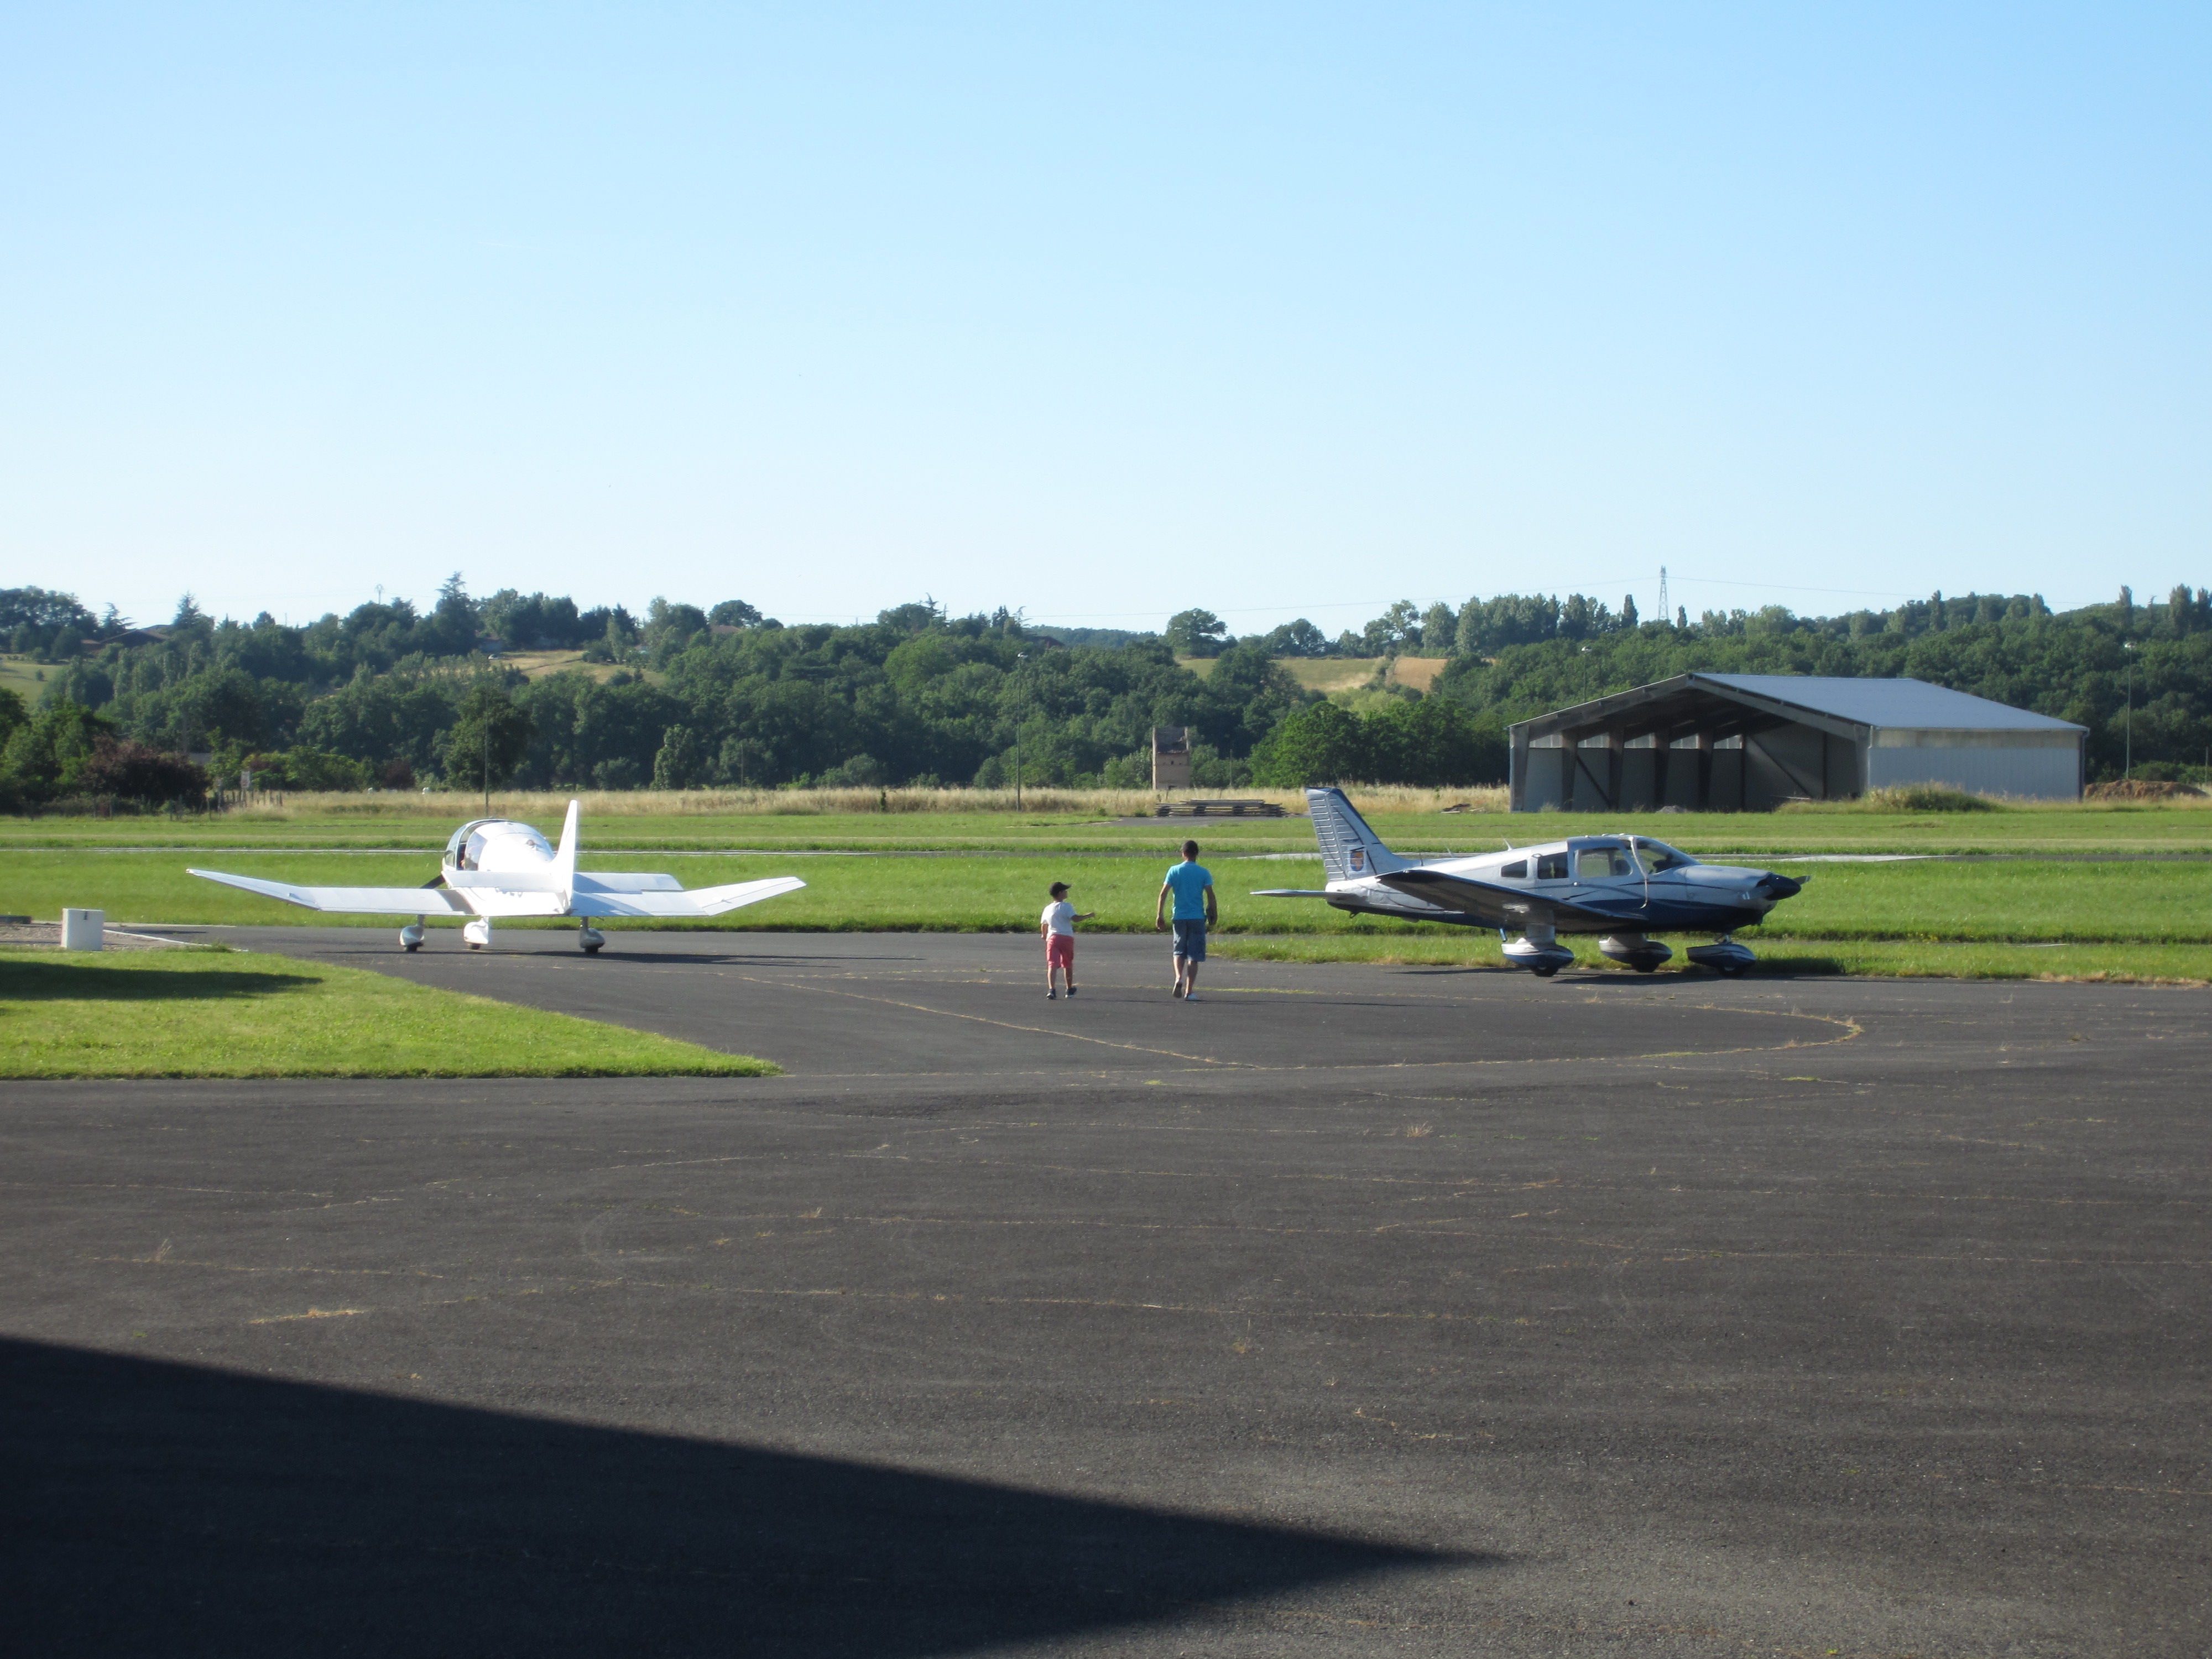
[1171,919,1208,961]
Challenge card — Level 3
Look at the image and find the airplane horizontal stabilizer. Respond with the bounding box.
[568,876,807,919]
[571,872,686,894]
[1376,868,1621,927]
[444,868,569,893]
[189,869,469,916]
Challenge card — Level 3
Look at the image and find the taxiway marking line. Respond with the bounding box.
[718,971,1246,1067]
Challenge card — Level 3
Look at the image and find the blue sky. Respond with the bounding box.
[3,3,2205,634]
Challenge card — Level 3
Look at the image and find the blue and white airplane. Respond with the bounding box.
[1254,787,1806,977]
[191,800,805,953]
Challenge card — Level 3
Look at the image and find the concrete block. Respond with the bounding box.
[60,909,105,951]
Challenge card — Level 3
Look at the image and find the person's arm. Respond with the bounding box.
[1204,875,1218,926]
[1155,880,1171,930]
[1074,910,1097,922]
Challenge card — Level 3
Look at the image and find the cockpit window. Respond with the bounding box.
[1630,840,1697,873]
[1500,860,1527,880]
[1575,846,1635,879]
[1535,852,1569,880]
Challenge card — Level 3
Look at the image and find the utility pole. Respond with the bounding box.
[1013,653,1027,810]
[1657,566,1668,623]
[482,717,490,815]
[2124,643,2136,780]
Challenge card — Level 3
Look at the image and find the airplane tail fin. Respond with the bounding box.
[552,799,581,908]
[1306,786,1408,881]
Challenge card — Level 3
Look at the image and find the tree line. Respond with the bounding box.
[1,577,2203,808]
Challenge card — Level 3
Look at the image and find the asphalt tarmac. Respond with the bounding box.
[6,928,2208,1656]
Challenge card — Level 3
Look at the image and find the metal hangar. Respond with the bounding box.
[1509,674,2086,812]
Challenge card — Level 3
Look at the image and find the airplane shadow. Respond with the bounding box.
[3,1337,1469,1656]
[0,960,320,1001]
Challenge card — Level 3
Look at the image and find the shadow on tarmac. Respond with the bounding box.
[6,1337,1465,1656]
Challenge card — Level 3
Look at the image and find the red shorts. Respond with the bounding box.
[1045,934,1075,968]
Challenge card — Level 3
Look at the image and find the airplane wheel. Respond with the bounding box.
[583,943,602,954]
[468,942,482,951]
[404,943,420,953]
[1532,966,1559,978]
[1718,964,1746,978]
[1634,962,1658,973]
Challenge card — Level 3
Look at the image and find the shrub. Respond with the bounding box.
[1860,785,2007,812]
[82,740,208,805]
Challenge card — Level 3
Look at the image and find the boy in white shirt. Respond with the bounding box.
[1039,881,1095,1000]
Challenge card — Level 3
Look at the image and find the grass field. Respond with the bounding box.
[4,787,2207,985]
[1180,655,1450,695]
[0,947,777,1077]
[3,794,2208,855]
[0,654,54,701]
[8,848,2206,951]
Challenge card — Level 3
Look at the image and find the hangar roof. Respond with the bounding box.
[1691,675,2084,732]
[1511,674,2085,740]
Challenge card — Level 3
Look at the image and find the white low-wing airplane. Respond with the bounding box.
[1255,787,1806,977]
[190,800,805,953]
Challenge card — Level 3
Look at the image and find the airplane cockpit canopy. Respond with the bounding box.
[1556,836,1699,877]
[444,819,555,870]
[1626,838,1697,872]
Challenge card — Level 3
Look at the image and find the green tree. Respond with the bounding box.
[441,681,535,794]
[1249,702,1365,785]
[1165,608,1229,657]
[651,724,703,789]
[0,701,112,803]
[1260,618,1331,657]
[1418,602,1458,653]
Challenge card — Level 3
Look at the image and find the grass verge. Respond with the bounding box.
[1212,933,2212,985]
[0,948,779,1078]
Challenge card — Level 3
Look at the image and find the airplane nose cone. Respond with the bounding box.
[1757,873,1803,901]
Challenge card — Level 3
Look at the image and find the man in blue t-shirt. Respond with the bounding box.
[1154,839,1217,1001]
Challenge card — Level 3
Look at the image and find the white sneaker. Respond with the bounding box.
[1183,992,1200,1002]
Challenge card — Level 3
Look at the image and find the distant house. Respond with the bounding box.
[1511,675,2086,811]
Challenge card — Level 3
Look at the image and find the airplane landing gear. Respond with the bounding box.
[578,925,605,954]
[400,920,425,953]
[1687,936,1756,977]
[1503,925,1576,978]
[462,918,493,951]
[1599,933,1673,974]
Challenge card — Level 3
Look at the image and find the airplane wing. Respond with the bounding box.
[190,869,469,916]
[1250,888,1334,898]
[1375,869,1632,928]
[569,876,807,919]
